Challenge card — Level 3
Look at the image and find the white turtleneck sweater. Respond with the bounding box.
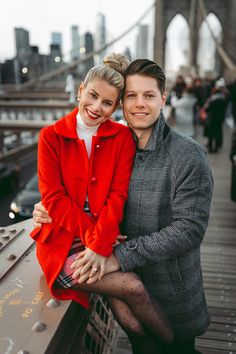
[76,112,100,158]
[76,112,101,209]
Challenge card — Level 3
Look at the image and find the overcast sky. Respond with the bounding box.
[0,0,154,62]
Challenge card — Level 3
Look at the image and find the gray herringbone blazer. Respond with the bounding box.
[115,112,214,340]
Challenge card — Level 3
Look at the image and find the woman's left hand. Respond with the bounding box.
[71,248,107,282]
[72,252,121,284]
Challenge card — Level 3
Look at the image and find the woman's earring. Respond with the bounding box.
[77,95,81,102]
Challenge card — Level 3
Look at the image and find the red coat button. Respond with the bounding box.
[93,213,98,218]
[91,177,97,183]
[96,144,100,148]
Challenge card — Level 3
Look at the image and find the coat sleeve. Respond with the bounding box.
[31,127,95,244]
[114,150,213,271]
[85,129,135,257]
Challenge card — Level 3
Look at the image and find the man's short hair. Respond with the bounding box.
[124,59,166,94]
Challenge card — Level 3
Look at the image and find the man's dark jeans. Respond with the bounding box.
[158,338,202,354]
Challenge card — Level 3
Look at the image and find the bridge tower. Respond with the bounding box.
[153,0,236,76]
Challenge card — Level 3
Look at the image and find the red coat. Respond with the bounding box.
[30,108,135,307]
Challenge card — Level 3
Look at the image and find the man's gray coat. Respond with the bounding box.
[115,112,214,340]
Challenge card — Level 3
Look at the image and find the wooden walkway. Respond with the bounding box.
[114,123,236,354]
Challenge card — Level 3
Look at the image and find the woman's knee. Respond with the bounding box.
[125,319,145,337]
[126,276,146,297]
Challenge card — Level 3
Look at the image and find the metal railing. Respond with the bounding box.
[0,101,72,122]
[0,219,120,354]
[83,296,119,354]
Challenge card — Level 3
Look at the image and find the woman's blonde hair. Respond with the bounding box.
[83,53,130,99]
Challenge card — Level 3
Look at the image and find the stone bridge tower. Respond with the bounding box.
[153,0,236,75]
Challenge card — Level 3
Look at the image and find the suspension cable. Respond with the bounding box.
[198,0,236,70]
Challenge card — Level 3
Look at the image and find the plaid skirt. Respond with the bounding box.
[55,201,90,288]
[55,238,85,288]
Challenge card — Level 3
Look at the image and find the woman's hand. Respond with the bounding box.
[87,253,120,283]
[72,252,121,284]
[33,202,52,228]
[113,234,127,245]
[71,248,107,283]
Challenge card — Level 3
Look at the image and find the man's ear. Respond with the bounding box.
[161,91,167,108]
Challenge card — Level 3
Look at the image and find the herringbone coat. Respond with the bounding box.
[115,112,214,340]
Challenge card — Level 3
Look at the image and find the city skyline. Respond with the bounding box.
[0,0,154,63]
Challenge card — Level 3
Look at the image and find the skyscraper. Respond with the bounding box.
[51,32,63,59]
[71,25,80,61]
[14,27,31,84]
[135,24,149,59]
[51,32,62,47]
[95,12,106,62]
[85,32,94,71]
[14,28,31,61]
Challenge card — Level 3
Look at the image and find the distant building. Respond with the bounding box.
[29,46,41,79]
[95,12,107,62]
[135,24,149,59]
[14,28,31,62]
[0,59,16,84]
[14,27,32,83]
[50,44,62,63]
[51,32,63,59]
[71,25,80,61]
[1,27,64,85]
[85,32,94,72]
[51,32,62,48]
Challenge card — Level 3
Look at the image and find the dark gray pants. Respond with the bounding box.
[158,338,202,354]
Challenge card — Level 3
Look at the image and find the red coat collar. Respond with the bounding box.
[54,108,121,139]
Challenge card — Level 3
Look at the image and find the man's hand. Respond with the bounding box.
[104,252,120,274]
[33,202,52,228]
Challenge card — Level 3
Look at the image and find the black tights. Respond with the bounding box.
[71,271,173,351]
[107,297,160,354]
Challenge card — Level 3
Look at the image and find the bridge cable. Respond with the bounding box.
[198,0,236,70]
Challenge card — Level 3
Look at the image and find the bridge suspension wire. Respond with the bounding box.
[21,3,155,89]
[198,0,236,70]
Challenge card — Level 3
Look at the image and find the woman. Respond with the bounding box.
[31,53,173,353]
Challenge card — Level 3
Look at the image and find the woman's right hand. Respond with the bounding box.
[33,202,52,228]
[113,234,127,245]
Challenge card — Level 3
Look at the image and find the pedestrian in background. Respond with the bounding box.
[204,82,227,153]
[171,83,197,138]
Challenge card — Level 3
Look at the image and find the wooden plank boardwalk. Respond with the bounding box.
[114,123,236,354]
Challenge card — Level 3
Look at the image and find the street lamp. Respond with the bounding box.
[22,67,28,74]
[80,47,86,54]
[54,56,61,63]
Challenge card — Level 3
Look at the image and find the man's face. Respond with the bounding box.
[123,75,166,133]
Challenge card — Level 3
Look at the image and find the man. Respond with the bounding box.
[33,59,213,353]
